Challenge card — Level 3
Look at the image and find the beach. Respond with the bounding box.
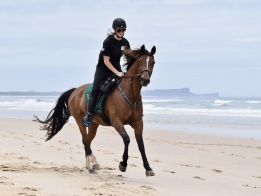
[0,118,260,196]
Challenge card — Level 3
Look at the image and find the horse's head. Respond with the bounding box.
[138,45,156,87]
[123,45,156,87]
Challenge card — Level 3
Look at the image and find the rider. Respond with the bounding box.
[82,18,131,127]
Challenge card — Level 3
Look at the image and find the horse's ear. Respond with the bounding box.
[140,44,145,52]
[150,46,156,56]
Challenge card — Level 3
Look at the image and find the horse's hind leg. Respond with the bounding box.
[75,118,99,173]
[87,123,100,171]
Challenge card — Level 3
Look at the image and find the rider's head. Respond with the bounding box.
[112,18,126,39]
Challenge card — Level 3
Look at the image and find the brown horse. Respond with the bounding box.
[34,45,156,176]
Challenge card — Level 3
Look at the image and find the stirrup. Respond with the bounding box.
[82,112,92,127]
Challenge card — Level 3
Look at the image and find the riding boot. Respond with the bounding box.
[82,95,96,127]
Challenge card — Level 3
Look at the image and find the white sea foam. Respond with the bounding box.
[143,99,182,103]
[1,96,261,119]
[213,99,234,106]
[246,100,261,104]
[143,104,261,118]
[0,99,55,111]
[213,99,261,106]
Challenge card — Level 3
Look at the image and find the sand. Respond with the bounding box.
[0,118,260,196]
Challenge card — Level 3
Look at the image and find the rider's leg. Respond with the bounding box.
[82,67,111,127]
[82,94,96,127]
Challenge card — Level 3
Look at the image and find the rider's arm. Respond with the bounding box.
[103,56,124,77]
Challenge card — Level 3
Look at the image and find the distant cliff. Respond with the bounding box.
[142,88,219,97]
[0,91,61,96]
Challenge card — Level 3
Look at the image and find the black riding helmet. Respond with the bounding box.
[112,18,127,29]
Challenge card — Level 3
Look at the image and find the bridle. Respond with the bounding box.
[117,54,154,124]
[122,54,153,79]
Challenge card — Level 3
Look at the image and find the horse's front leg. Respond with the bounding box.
[113,124,130,172]
[131,119,155,176]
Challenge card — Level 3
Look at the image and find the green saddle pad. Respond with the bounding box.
[84,84,108,113]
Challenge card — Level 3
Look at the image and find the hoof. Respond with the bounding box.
[89,168,97,174]
[92,164,100,170]
[119,163,127,172]
[146,170,155,177]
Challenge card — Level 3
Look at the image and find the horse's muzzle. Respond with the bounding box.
[141,77,150,87]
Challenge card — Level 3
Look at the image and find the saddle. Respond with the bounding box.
[84,75,120,125]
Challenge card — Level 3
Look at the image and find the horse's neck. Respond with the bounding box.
[121,62,142,100]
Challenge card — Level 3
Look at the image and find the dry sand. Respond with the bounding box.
[0,118,260,196]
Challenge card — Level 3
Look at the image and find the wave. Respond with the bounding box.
[246,100,261,104]
[1,97,261,117]
[213,99,261,107]
[143,104,261,118]
[213,99,234,106]
[143,99,182,103]
[0,99,55,111]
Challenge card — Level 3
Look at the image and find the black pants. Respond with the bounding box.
[90,67,113,101]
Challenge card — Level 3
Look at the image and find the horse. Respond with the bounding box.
[34,45,156,176]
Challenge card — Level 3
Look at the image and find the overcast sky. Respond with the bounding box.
[0,0,261,97]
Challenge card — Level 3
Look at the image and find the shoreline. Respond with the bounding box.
[1,118,261,195]
[1,111,261,140]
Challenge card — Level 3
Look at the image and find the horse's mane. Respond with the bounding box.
[123,47,150,71]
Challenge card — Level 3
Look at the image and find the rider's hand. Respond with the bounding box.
[116,71,124,77]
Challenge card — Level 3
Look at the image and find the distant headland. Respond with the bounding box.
[0,88,219,97]
[141,88,219,97]
[0,91,61,96]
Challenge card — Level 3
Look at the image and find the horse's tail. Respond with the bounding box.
[34,88,76,141]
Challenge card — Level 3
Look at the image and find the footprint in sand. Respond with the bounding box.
[212,169,222,173]
[140,185,156,191]
[152,159,160,163]
[32,141,40,145]
[243,184,261,189]
[18,187,38,195]
[163,170,175,174]
[23,187,38,192]
[193,176,205,180]
[1,165,17,172]
[116,175,125,178]
[181,164,193,167]
[0,176,14,185]
[181,164,202,169]
[101,166,116,171]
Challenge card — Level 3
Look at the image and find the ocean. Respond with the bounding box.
[0,94,261,139]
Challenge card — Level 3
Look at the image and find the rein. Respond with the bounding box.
[117,82,142,124]
[117,55,151,124]
[117,75,142,124]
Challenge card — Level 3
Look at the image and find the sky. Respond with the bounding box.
[0,0,261,97]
